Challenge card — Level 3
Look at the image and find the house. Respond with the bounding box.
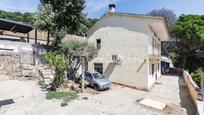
[87,4,169,91]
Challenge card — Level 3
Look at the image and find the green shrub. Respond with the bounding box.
[51,76,61,90]
[44,52,68,72]
[44,52,69,90]
[191,70,202,86]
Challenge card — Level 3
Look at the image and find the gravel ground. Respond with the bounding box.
[0,75,194,115]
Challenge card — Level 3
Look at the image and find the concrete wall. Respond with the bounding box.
[0,40,34,65]
[183,71,200,115]
[88,27,149,90]
[87,14,165,90]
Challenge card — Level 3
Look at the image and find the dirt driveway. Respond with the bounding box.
[0,75,195,115]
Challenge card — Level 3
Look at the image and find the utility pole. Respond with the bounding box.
[81,56,85,93]
[35,29,38,44]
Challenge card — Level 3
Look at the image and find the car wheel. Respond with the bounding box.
[94,84,100,91]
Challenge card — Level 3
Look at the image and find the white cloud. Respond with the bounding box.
[85,0,121,14]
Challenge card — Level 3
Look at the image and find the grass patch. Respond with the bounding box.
[46,91,79,106]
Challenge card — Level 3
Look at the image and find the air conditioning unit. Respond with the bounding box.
[112,54,122,63]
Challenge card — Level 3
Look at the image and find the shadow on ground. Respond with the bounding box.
[0,99,15,107]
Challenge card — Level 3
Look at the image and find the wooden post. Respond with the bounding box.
[35,29,37,44]
[27,33,29,43]
[47,31,50,46]
[81,56,85,93]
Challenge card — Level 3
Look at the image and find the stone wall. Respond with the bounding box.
[0,52,22,78]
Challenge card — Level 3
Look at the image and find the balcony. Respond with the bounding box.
[148,54,161,63]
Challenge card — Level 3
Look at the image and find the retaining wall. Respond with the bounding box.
[183,70,200,115]
[0,52,22,77]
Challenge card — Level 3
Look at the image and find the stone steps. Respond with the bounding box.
[37,66,54,86]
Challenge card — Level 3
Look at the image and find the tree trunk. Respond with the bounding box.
[181,55,188,69]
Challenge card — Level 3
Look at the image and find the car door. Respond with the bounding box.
[85,72,94,85]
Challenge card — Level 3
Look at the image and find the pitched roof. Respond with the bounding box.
[87,12,169,40]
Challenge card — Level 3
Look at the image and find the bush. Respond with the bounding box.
[44,52,69,90]
[44,52,68,72]
[191,70,202,87]
[51,76,61,90]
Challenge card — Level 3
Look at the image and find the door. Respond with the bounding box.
[85,72,94,85]
[94,63,103,74]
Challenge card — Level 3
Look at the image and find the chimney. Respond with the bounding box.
[109,4,116,13]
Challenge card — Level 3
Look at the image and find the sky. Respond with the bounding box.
[0,0,204,19]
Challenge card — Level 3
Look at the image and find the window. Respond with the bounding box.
[93,72,103,79]
[86,72,93,79]
[94,63,103,74]
[152,37,154,48]
[152,64,154,75]
[96,39,101,49]
[112,55,118,61]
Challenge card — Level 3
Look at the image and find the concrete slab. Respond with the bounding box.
[139,98,166,110]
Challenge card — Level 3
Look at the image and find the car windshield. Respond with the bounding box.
[92,73,103,79]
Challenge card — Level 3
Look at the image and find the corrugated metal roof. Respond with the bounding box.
[0,18,33,33]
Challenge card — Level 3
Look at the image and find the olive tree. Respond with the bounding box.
[61,40,98,79]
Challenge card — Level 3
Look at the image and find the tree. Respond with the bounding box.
[33,4,55,32]
[23,12,35,25]
[61,40,98,79]
[33,4,68,49]
[33,4,57,47]
[147,8,177,30]
[34,0,87,48]
[0,10,34,24]
[61,39,98,92]
[86,18,99,29]
[171,15,204,69]
[40,0,87,35]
